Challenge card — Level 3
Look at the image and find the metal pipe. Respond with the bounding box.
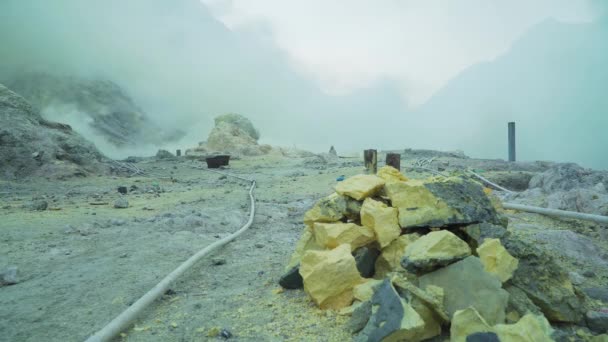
[503,202,608,225]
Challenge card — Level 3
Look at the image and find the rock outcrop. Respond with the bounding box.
[0,83,107,179]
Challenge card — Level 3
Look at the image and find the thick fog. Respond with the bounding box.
[0,0,607,169]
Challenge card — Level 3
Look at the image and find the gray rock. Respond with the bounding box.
[347,301,372,334]
[586,310,608,333]
[504,285,542,317]
[568,272,586,286]
[466,332,500,342]
[278,265,303,289]
[28,200,48,211]
[113,198,129,209]
[1,266,18,286]
[353,247,379,278]
[462,222,509,248]
[355,279,405,342]
[211,258,226,266]
[418,256,509,325]
[503,236,583,323]
[584,288,608,303]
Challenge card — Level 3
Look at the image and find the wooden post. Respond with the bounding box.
[364,149,377,174]
[176,149,181,157]
[508,122,516,162]
[386,153,401,170]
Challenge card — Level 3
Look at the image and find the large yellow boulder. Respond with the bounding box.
[401,230,471,272]
[361,198,401,248]
[335,174,385,200]
[286,228,323,269]
[375,233,420,277]
[299,244,364,310]
[377,165,408,183]
[313,222,375,251]
[477,238,519,283]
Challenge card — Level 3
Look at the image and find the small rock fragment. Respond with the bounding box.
[113,198,129,209]
[117,186,127,194]
[211,258,226,266]
[278,265,303,289]
[0,266,18,286]
[29,200,48,211]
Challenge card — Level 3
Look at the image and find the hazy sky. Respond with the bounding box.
[203,0,594,107]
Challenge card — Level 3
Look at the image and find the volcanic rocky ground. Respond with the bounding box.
[1,153,608,342]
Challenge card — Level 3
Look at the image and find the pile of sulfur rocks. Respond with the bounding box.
[279,166,559,342]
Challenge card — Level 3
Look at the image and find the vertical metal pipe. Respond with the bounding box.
[508,122,516,162]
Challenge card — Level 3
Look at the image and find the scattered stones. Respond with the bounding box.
[586,310,608,333]
[401,230,471,273]
[0,266,18,286]
[385,176,499,229]
[279,265,303,289]
[334,174,385,201]
[353,246,380,278]
[28,199,48,211]
[476,238,518,283]
[313,222,375,251]
[418,256,509,325]
[113,198,129,209]
[211,258,226,266]
[360,198,400,248]
[355,279,427,342]
[299,244,363,309]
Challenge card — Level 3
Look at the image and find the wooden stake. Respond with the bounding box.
[364,149,377,174]
[386,153,401,170]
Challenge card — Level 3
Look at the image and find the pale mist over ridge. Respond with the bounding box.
[0,0,606,169]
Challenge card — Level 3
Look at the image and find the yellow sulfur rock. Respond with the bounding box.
[286,228,323,269]
[303,193,346,225]
[375,233,421,277]
[335,174,385,200]
[299,244,364,310]
[402,230,471,272]
[360,198,401,248]
[477,238,519,283]
[353,279,383,302]
[411,297,443,341]
[450,307,493,342]
[494,313,554,342]
[313,222,375,251]
[377,165,408,183]
[451,307,554,342]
